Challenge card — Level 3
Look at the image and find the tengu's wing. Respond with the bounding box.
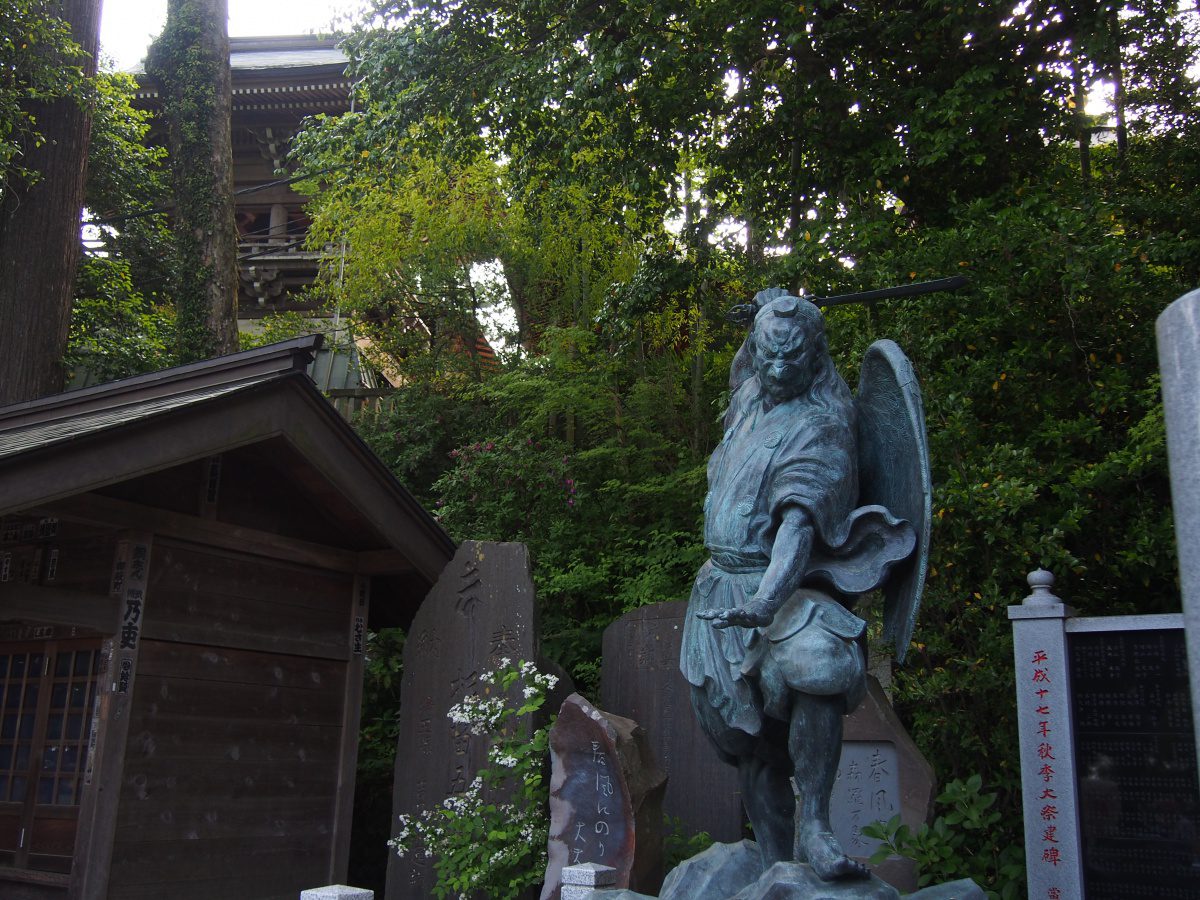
[855,340,932,663]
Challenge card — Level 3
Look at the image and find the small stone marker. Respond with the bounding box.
[543,694,667,900]
[560,862,617,900]
[300,887,373,900]
[600,601,744,844]
[834,676,936,891]
[831,742,900,855]
[385,541,538,900]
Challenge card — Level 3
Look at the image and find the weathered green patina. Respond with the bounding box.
[682,288,930,884]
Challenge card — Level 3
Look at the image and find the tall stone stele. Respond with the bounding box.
[679,287,931,896]
[1156,286,1200,768]
[385,541,539,900]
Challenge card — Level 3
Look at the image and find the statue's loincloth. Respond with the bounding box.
[681,557,868,736]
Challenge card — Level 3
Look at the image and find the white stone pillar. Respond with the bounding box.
[1008,571,1084,900]
[1157,287,1200,768]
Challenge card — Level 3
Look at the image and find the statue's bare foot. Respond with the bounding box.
[797,827,870,880]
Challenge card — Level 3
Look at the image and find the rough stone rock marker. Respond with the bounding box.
[385,541,538,900]
[543,693,667,899]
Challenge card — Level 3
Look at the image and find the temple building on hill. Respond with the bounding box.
[136,34,353,322]
[130,34,496,403]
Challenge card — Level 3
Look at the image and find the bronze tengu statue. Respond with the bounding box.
[682,287,931,883]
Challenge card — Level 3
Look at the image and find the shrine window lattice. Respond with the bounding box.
[0,640,102,875]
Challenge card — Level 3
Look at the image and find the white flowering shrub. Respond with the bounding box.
[390,659,558,900]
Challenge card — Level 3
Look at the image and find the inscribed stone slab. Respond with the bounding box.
[385,541,538,900]
[600,601,744,845]
[542,694,667,900]
[838,676,936,892]
[1068,626,1200,900]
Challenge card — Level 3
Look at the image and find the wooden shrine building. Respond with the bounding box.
[0,337,455,899]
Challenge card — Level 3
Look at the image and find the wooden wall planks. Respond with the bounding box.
[143,541,353,660]
[105,541,356,900]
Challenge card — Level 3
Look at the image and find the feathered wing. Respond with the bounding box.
[854,339,932,663]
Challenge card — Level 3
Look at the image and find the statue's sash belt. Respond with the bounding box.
[705,554,867,642]
[709,553,768,575]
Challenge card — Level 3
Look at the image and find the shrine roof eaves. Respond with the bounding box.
[0,335,323,432]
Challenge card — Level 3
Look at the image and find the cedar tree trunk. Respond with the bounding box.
[0,0,103,406]
[147,0,239,362]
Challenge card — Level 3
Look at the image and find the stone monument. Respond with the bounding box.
[1156,287,1200,766]
[542,694,668,899]
[600,601,744,844]
[680,287,931,895]
[385,541,539,900]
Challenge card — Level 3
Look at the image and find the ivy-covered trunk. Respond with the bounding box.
[147,0,239,362]
[0,0,102,405]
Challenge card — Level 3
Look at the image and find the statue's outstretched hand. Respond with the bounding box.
[697,598,776,629]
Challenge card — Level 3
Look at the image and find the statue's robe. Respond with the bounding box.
[682,373,894,736]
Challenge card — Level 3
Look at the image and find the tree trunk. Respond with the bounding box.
[1108,9,1127,171]
[147,0,239,362]
[0,0,102,405]
[1072,56,1092,185]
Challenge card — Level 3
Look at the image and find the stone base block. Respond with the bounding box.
[300,887,374,900]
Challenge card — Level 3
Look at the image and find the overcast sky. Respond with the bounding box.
[99,1,364,69]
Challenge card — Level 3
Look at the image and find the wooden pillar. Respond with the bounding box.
[329,574,370,881]
[270,204,289,245]
[69,533,154,900]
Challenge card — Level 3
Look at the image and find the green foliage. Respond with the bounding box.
[68,71,177,384]
[862,775,1026,899]
[309,1,1200,888]
[83,70,175,304]
[0,2,87,198]
[67,258,175,382]
[807,187,1183,819]
[348,628,406,893]
[663,816,714,872]
[359,628,406,784]
[389,660,557,900]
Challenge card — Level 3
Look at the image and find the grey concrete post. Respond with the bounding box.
[1156,287,1200,768]
[1008,571,1084,900]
